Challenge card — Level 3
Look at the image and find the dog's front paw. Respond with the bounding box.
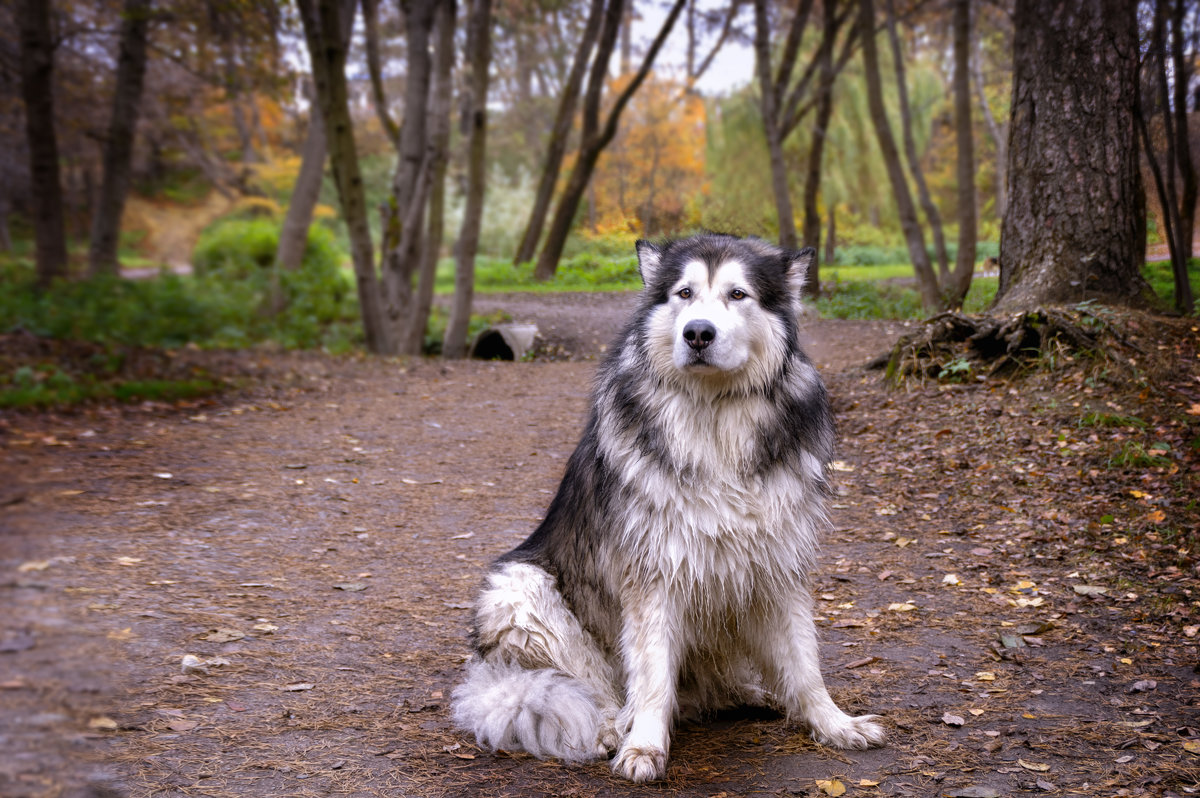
[811,712,886,750]
[612,744,667,783]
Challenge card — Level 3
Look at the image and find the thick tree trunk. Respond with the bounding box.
[19,0,69,288]
[858,0,939,310]
[297,0,393,353]
[995,0,1151,311]
[884,0,948,284]
[403,0,455,356]
[533,0,686,281]
[87,0,151,278]
[512,0,605,265]
[945,0,975,309]
[444,0,492,359]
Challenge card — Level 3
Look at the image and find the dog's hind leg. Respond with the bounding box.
[459,561,622,757]
[746,585,886,750]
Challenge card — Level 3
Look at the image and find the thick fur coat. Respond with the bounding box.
[451,234,885,782]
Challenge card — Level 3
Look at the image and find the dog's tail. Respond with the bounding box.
[451,657,608,762]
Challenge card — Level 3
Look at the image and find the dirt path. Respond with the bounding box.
[1,301,1197,798]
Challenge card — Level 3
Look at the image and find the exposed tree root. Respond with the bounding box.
[870,305,1148,382]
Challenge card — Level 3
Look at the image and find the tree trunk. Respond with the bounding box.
[444,0,492,359]
[884,0,948,284]
[824,207,836,266]
[512,0,605,265]
[362,0,400,146]
[1167,0,1196,314]
[19,0,69,288]
[270,0,355,313]
[753,0,798,249]
[297,0,393,353]
[403,0,455,356]
[801,0,840,297]
[382,0,436,335]
[87,0,151,278]
[944,0,976,309]
[972,31,1007,219]
[273,86,326,275]
[995,0,1151,311]
[858,0,939,310]
[533,0,687,281]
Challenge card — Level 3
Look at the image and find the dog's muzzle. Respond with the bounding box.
[683,320,716,351]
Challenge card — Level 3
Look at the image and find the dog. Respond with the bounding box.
[451,233,885,782]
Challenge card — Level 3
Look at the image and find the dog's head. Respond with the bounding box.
[635,234,814,382]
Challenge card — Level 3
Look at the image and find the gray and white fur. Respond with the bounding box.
[451,233,885,782]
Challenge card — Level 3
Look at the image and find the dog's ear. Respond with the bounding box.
[635,239,663,286]
[787,247,816,297]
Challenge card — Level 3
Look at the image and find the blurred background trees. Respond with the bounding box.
[0,0,1195,356]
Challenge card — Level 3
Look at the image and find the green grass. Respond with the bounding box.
[0,364,223,410]
[433,253,643,294]
[1144,257,1200,311]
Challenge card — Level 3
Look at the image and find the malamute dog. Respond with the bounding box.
[451,234,885,782]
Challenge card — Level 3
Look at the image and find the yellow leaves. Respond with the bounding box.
[88,716,119,731]
[1017,759,1051,772]
[815,778,846,796]
[1183,740,1200,755]
[1145,509,1166,524]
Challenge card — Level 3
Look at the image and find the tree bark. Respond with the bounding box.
[884,0,948,284]
[444,0,492,359]
[270,0,356,315]
[297,0,393,353]
[382,0,437,336]
[945,0,975,309]
[858,0,939,309]
[753,0,805,249]
[1167,0,1196,314]
[362,0,400,147]
[532,0,686,281]
[512,0,606,265]
[403,0,456,356]
[801,0,840,296]
[995,0,1151,311]
[87,0,151,278]
[19,0,69,288]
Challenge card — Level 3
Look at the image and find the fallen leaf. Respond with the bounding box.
[815,778,846,796]
[202,628,245,643]
[1128,679,1157,693]
[1018,759,1051,772]
[858,778,880,787]
[943,712,966,727]
[167,719,198,732]
[333,582,368,592]
[887,602,917,612]
[252,623,278,633]
[181,655,209,675]
[1146,510,1166,524]
[1183,740,1200,755]
[88,716,119,731]
[945,788,1000,798]
[1073,584,1108,596]
[1035,779,1056,792]
[975,671,996,682]
[17,560,51,572]
[281,683,314,691]
[942,573,962,586]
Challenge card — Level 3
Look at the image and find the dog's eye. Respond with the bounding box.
[677,287,692,299]
[730,289,746,301]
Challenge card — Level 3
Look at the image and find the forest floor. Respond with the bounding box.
[2,293,1199,798]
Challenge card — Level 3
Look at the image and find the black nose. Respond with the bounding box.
[683,320,716,350]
